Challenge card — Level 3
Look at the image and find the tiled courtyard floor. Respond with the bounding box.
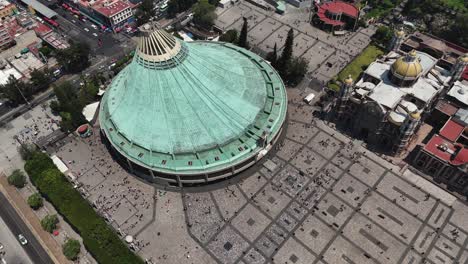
[53,85,468,264]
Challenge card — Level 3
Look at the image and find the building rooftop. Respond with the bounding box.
[424,134,467,166]
[0,65,22,85]
[315,1,358,26]
[448,81,468,107]
[99,30,287,175]
[440,119,464,142]
[18,0,57,18]
[91,0,130,17]
[357,51,441,110]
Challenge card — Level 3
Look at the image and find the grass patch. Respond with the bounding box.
[328,44,385,91]
[337,45,384,81]
[442,0,466,11]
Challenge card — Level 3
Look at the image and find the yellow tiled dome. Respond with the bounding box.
[395,28,405,38]
[344,75,353,85]
[391,50,423,79]
[459,53,468,63]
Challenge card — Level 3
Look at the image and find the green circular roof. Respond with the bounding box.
[99,30,287,175]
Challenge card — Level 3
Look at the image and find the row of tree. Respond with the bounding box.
[267,29,309,86]
[24,151,144,264]
[0,68,52,106]
[7,168,81,261]
[219,20,308,86]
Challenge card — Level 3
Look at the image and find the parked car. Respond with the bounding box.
[18,234,27,246]
[84,28,89,32]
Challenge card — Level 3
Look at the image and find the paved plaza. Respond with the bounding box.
[52,85,468,264]
[214,2,376,85]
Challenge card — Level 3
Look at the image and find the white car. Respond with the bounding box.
[0,242,4,250]
[92,33,98,37]
[84,28,89,32]
[71,19,76,23]
[91,24,98,29]
[18,234,27,246]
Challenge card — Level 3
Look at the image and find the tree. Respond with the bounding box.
[168,0,197,18]
[62,239,81,261]
[56,42,90,73]
[18,143,37,161]
[7,169,26,188]
[53,82,87,131]
[277,28,294,77]
[39,46,53,57]
[30,68,52,91]
[373,26,392,46]
[266,42,278,66]
[0,75,32,106]
[27,193,43,210]
[78,79,99,107]
[41,214,59,233]
[135,0,155,26]
[286,57,309,86]
[193,0,217,29]
[238,17,249,48]
[219,29,238,43]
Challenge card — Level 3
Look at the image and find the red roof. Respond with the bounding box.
[315,1,359,26]
[92,0,130,17]
[424,135,467,166]
[34,22,52,36]
[77,124,89,134]
[439,119,464,142]
[454,148,468,165]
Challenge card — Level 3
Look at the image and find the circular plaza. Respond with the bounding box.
[99,29,287,186]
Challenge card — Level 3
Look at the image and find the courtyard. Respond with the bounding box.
[214,2,377,86]
[51,84,468,264]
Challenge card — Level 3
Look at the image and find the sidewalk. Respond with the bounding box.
[0,175,72,264]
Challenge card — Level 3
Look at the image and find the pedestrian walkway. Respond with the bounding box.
[0,175,72,264]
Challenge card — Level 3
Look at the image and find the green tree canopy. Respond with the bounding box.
[167,0,197,18]
[7,169,27,188]
[27,193,43,210]
[41,214,59,233]
[18,143,37,161]
[135,0,155,26]
[0,75,33,106]
[219,29,238,43]
[373,26,393,47]
[193,0,217,29]
[286,57,309,86]
[56,42,90,73]
[53,82,87,131]
[62,239,81,261]
[30,68,52,91]
[277,28,294,78]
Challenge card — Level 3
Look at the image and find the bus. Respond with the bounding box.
[44,17,59,27]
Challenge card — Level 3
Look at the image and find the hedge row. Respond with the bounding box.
[24,151,143,264]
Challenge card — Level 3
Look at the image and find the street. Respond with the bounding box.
[0,192,53,264]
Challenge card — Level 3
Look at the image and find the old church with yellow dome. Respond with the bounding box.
[335,29,468,155]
